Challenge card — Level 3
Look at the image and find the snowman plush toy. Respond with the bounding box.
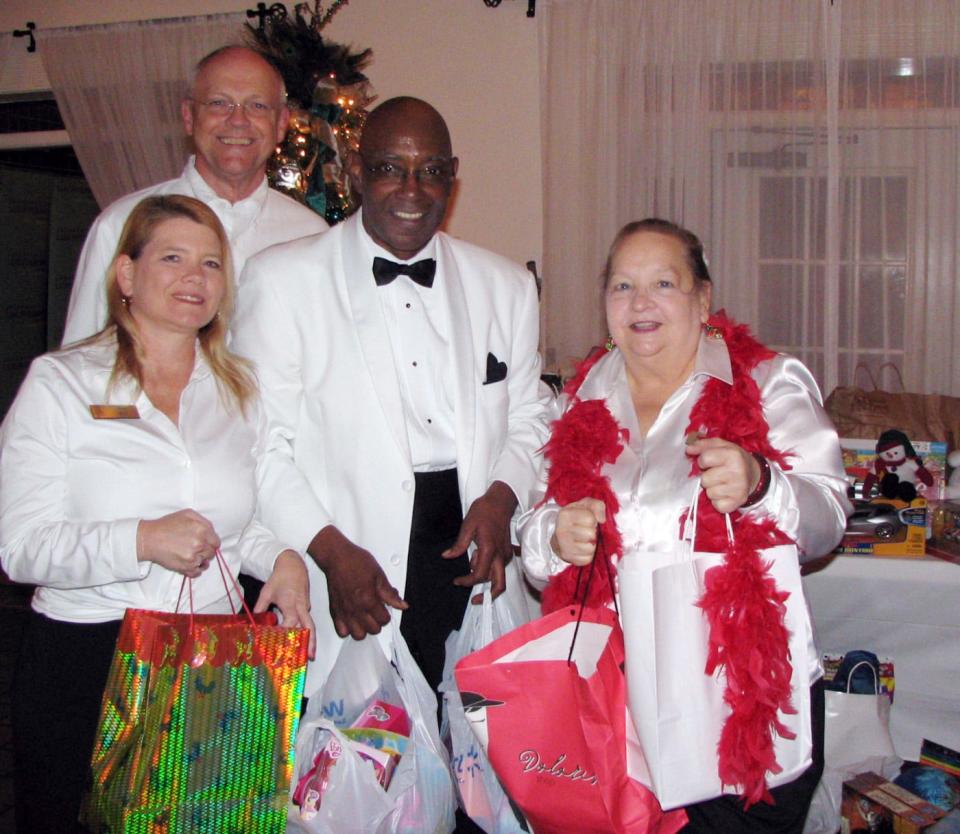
[863,429,934,502]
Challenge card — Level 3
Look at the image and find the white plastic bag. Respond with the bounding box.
[440,584,526,711]
[439,585,531,834]
[288,623,456,834]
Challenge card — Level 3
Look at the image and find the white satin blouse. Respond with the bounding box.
[519,334,852,587]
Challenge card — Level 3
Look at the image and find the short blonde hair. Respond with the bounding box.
[103,195,255,412]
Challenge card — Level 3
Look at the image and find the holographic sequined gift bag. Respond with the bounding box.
[82,575,309,834]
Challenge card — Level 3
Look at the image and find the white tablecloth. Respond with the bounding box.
[802,553,960,761]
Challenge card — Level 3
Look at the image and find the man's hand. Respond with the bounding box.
[255,549,316,658]
[308,526,407,640]
[442,480,517,600]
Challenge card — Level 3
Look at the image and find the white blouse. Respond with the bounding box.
[519,334,852,587]
[0,336,289,623]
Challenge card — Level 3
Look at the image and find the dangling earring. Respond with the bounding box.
[702,322,723,340]
[604,335,616,351]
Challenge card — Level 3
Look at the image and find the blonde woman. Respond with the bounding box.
[0,195,313,834]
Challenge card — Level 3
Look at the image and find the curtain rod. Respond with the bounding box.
[12,22,35,52]
[8,11,245,45]
[484,0,536,17]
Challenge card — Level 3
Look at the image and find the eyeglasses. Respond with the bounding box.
[361,156,455,186]
[191,97,280,119]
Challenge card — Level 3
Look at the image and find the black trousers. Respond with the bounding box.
[397,470,485,834]
[12,611,121,834]
[678,680,826,834]
[399,468,471,695]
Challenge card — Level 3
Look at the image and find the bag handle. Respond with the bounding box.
[567,527,619,665]
[877,362,906,393]
[853,363,879,391]
[476,582,495,647]
[174,548,256,630]
[684,479,736,552]
[844,659,881,695]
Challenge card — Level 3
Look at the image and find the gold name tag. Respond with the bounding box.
[89,404,140,420]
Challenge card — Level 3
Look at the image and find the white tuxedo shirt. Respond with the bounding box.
[62,157,329,345]
[232,212,553,691]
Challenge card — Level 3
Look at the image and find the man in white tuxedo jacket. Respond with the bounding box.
[232,97,551,697]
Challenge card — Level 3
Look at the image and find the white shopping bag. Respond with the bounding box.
[803,659,900,834]
[619,486,815,809]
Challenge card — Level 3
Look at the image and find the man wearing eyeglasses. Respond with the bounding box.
[233,97,551,713]
[61,45,327,344]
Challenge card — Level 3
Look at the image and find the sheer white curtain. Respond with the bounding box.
[539,0,960,397]
[38,13,245,209]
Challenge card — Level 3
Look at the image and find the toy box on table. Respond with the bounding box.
[927,501,960,565]
[837,438,948,557]
[841,771,945,833]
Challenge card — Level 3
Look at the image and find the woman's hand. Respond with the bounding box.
[256,550,316,658]
[137,509,220,578]
[552,498,606,566]
[686,436,762,513]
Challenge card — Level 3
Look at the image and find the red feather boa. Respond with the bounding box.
[541,312,798,806]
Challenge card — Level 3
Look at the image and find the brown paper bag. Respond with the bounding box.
[825,364,960,450]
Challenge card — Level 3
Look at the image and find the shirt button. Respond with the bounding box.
[405,303,412,309]
[402,480,413,492]
[412,361,418,367]
[390,554,401,566]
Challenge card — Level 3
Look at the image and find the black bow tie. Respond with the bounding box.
[372,256,436,289]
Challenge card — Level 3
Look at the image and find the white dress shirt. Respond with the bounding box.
[360,223,457,470]
[0,335,289,623]
[61,157,329,345]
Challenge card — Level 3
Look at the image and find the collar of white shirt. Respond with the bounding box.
[578,331,734,404]
[182,156,268,241]
[83,333,214,403]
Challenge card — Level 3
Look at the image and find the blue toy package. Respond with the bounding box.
[894,766,960,813]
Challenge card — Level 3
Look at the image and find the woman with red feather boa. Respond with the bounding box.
[519,219,851,833]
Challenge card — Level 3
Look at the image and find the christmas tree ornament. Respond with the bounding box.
[246,1,374,225]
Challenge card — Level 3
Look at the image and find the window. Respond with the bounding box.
[0,95,99,415]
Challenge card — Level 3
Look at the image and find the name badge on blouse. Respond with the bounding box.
[89,404,140,420]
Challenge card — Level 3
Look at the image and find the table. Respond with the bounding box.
[802,553,960,761]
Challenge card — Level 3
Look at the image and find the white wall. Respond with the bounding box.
[0,0,543,267]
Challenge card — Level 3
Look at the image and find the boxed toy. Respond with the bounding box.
[919,739,960,780]
[927,501,960,565]
[841,437,948,502]
[838,496,928,556]
[841,771,945,833]
[838,437,947,557]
